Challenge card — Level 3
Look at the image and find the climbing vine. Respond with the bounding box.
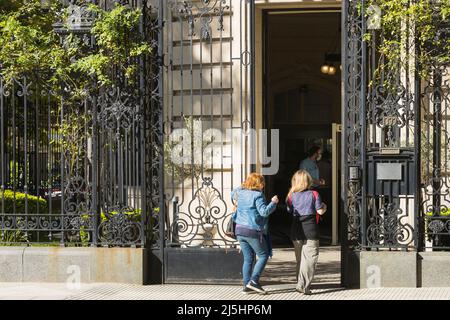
[0,0,151,90]
[0,0,151,176]
[363,0,450,86]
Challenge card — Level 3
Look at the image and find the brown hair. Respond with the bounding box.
[286,170,312,202]
[241,173,265,191]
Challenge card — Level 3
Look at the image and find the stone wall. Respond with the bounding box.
[0,247,147,284]
[344,251,450,288]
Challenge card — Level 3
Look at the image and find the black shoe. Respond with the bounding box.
[242,286,252,294]
[246,280,267,294]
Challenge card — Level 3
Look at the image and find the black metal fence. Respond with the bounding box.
[0,0,162,247]
[420,62,450,250]
[342,0,450,251]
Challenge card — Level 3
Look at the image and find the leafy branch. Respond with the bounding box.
[0,0,152,178]
[364,0,450,88]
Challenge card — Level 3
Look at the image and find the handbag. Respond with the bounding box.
[225,200,237,239]
[225,216,236,239]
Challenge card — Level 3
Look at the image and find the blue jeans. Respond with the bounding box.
[237,235,269,286]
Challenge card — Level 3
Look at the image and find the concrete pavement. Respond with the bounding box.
[0,247,450,300]
[1,282,450,300]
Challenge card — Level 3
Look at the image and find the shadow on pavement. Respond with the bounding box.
[261,247,342,294]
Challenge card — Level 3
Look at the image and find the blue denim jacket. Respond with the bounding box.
[231,186,277,235]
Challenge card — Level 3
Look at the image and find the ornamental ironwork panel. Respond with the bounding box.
[0,76,68,244]
[343,0,419,250]
[343,0,450,251]
[0,73,99,245]
[342,0,365,249]
[420,62,450,250]
[0,0,160,247]
[162,0,254,248]
[144,0,164,250]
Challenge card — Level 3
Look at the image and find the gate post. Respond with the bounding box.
[414,43,422,252]
[341,0,365,287]
[146,0,166,284]
[157,0,166,282]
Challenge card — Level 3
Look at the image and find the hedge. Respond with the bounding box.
[425,210,450,217]
[100,208,142,222]
[1,190,48,214]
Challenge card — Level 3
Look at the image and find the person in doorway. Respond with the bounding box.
[231,173,279,295]
[317,150,332,228]
[317,150,332,190]
[286,170,327,295]
[299,145,325,189]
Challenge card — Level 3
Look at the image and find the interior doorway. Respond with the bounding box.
[260,8,343,288]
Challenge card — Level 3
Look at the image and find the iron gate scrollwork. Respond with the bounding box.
[0,0,161,247]
[343,0,417,251]
[162,0,254,249]
[343,0,365,250]
[343,0,450,252]
[420,46,450,249]
[144,0,164,251]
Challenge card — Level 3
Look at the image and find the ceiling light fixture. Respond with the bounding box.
[320,17,341,76]
[321,53,340,75]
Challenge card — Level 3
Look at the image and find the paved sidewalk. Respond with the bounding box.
[1,282,450,300]
[1,247,450,300]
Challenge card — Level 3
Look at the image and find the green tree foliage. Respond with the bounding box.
[365,0,450,86]
[0,0,151,91]
[0,0,151,180]
[75,3,151,86]
[0,0,65,84]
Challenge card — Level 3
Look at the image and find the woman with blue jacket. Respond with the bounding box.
[231,173,279,294]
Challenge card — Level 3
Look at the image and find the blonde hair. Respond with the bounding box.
[241,173,265,191]
[286,170,312,202]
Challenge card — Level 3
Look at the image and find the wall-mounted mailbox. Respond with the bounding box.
[367,152,415,196]
[376,163,402,180]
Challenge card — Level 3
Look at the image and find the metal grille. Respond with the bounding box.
[343,0,418,250]
[420,39,450,250]
[145,0,164,250]
[0,0,160,247]
[342,0,365,250]
[343,0,450,251]
[0,76,68,244]
[162,0,254,248]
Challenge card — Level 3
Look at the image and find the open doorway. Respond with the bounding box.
[261,9,342,288]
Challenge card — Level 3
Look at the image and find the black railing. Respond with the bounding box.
[0,0,162,247]
[343,0,450,252]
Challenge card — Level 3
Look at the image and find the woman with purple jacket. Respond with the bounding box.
[286,170,327,295]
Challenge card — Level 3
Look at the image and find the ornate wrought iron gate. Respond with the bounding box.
[148,0,255,284]
[0,0,152,247]
[342,0,416,253]
[3,0,450,286]
[342,0,450,285]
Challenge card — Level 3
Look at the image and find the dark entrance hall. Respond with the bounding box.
[262,10,342,247]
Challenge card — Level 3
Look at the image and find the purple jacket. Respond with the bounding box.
[287,190,324,216]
